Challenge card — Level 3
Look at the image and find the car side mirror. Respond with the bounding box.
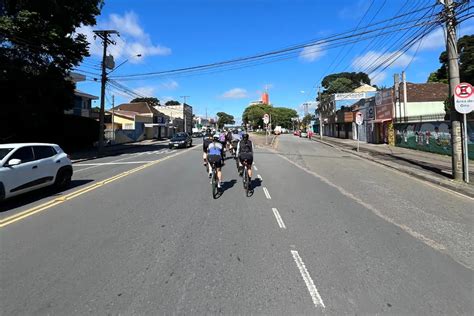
[7,158,21,166]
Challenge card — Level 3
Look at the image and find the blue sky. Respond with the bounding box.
[75,0,474,122]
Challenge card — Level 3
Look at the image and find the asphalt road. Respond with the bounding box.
[1,135,472,315]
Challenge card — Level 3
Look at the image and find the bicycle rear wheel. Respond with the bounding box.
[211,168,217,198]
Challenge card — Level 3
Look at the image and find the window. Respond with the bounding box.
[0,148,14,160]
[33,146,56,160]
[10,147,34,163]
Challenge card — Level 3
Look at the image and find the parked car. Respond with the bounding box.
[0,143,73,201]
[169,132,193,149]
[300,131,308,138]
[293,130,300,136]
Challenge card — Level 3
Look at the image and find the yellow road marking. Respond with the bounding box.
[0,147,195,228]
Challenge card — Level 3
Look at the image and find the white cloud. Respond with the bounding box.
[370,72,387,86]
[76,11,171,63]
[159,80,179,90]
[415,25,474,52]
[299,44,326,62]
[134,86,156,97]
[221,88,248,99]
[352,50,414,70]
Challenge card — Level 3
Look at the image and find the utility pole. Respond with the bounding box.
[180,95,190,133]
[94,30,118,154]
[442,0,463,181]
[111,95,115,142]
[318,86,323,140]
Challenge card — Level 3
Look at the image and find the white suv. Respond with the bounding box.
[0,143,73,201]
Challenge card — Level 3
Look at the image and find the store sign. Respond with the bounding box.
[334,92,366,101]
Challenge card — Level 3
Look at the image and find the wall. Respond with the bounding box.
[395,120,474,159]
[405,101,445,117]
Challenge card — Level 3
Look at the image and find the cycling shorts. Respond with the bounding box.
[208,154,223,168]
[238,152,253,165]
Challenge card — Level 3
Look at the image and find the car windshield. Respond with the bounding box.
[175,133,187,138]
[0,148,14,160]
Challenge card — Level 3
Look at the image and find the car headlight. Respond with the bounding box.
[179,141,185,143]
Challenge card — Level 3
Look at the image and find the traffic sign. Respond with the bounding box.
[454,82,474,114]
[355,111,363,125]
[263,113,270,124]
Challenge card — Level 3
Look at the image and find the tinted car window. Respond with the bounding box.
[10,147,34,163]
[33,146,56,160]
[0,148,14,160]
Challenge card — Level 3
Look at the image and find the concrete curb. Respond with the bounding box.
[311,138,474,199]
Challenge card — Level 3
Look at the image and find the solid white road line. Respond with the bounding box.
[291,250,325,308]
[271,208,286,229]
[263,187,272,199]
[253,165,258,171]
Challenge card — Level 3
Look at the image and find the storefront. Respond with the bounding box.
[371,89,394,144]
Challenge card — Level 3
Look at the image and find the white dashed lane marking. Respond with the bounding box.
[272,208,286,229]
[257,174,262,180]
[291,250,325,308]
[253,165,258,171]
[263,187,272,199]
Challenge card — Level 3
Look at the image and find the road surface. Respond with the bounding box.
[1,135,472,314]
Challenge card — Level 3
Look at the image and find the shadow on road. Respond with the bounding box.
[0,179,94,213]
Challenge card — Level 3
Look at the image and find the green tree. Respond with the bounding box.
[131,97,160,106]
[165,100,181,106]
[301,114,313,128]
[326,77,354,94]
[242,103,272,128]
[428,35,474,84]
[216,112,235,128]
[321,72,371,92]
[0,0,103,144]
[242,104,297,129]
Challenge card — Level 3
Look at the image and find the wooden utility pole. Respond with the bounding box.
[93,30,118,154]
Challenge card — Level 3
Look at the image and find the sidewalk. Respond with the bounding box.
[310,135,474,198]
[70,139,169,163]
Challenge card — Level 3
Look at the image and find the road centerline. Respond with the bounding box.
[263,187,272,199]
[291,250,325,308]
[271,208,286,229]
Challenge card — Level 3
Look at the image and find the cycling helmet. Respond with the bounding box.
[213,133,220,140]
[242,133,249,141]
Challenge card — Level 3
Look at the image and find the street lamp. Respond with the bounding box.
[108,54,142,75]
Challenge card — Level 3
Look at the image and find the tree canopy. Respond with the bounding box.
[427,35,474,84]
[242,104,297,129]
[321,72,371,94]
[165,100,181,106]
[216,112,235,128]
[0,0,103,144]
[301,114,313,128]
[131,97,160,106]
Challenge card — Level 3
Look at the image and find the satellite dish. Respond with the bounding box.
[105,55,115,70]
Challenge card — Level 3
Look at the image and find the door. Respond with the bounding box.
[33,145,58,185]
[1,146,41,197]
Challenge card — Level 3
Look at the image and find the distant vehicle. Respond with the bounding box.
[294,130,300,136]
[191,132,203,138]
[0,143,73,201]
[274,126,282,135]
[169,132,192,149]
[300,131,308,138]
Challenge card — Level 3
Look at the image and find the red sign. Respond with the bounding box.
[454,82,474,114]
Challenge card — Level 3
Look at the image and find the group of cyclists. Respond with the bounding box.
[202,128,254,190]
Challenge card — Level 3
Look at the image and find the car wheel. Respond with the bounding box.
[55,168,72,190]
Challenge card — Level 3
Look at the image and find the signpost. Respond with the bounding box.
[454,82,473,183]
[263,113,270,145]
[355,112,363,152]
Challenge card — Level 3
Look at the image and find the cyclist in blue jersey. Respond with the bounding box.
[207,134,224,188]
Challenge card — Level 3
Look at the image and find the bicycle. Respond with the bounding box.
[210,161,220,199]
